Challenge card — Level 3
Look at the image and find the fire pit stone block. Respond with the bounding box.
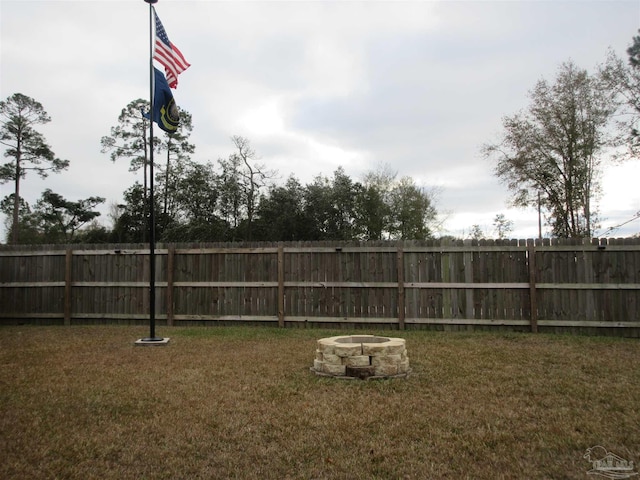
[344,355,371,367]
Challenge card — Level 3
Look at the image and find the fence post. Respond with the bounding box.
[397,244,405,330]
[528,241,538,333]
[278,245,285,328]
[64,248,72,326]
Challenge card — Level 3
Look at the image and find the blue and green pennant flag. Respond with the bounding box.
[146,67,179,134]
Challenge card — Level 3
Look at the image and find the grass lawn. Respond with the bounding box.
[1,325,638,479]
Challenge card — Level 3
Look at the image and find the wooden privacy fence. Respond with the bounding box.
[1,239,640,335]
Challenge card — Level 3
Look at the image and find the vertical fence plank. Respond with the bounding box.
[278,245,284,327]
[441,245,451,319]
[64,248,72,326]
[464,240,474,321]
[528,242,538,333]
[397,245,405,330]
[166,246,175,326]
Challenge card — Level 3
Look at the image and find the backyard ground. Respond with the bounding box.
[0,325,638,479]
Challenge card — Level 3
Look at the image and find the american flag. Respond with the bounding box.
[153,8,190,89]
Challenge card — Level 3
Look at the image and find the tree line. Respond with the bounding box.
[109,149,439,244]
[1,31,639,244]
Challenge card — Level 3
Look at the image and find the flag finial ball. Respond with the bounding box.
[143,0,158,4]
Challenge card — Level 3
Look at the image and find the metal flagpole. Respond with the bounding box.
[138,0,167,345]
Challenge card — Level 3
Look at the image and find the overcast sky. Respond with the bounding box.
[1,0,639,241]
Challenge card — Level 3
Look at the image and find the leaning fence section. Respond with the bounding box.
[1,239,639,336]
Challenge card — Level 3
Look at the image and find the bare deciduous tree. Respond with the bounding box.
[483,61,617,238]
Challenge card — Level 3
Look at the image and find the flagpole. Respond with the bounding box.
[137,0,166,345]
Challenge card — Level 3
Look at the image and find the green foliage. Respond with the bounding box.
[484,61,616,238]
[600,30,640,156]
[73,222,111,244]
[110,183,149,243]
[0,194,40,243]
[627,29,640,69]
[354,184,388,240]
[100,99,153,173]
[301,167,360,241]
[253,176,311,241]
[0,93,69,243]
[226,136,276,241]
[388,176,436,240]
[1,190,105,244]
[33,189,105,243]
[157,110,195,220]
[301,168,375,241]
[106,159,440,243]
[217,151,245,233]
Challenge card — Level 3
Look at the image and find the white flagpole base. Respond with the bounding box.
[135,337,170,346]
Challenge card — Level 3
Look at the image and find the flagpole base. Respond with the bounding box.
[135,337,170,346]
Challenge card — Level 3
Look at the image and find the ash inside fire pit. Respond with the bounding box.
[311,335,410,380]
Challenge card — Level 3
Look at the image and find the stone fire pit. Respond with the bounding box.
[311,335,410,380]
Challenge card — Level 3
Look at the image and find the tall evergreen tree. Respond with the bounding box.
[0,93,69,243]
[157,110,195,218]
[0,194,40,243]
[101,98,161,240]
[100,99,153,176]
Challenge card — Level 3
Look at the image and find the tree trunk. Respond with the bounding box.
[11,152,21,244]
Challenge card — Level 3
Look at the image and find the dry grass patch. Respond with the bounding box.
[1,326,639,479]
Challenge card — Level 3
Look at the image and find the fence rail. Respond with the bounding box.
[1,239,639,335]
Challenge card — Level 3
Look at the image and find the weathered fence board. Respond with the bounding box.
[1,239,639,335]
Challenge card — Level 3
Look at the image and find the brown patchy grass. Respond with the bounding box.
[0,326,638,479]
